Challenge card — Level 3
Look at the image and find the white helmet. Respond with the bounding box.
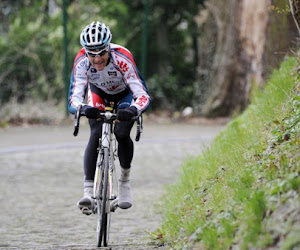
[80,21,112,50]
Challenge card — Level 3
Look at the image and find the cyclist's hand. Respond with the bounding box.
[117,106,137,121]
[81,105,100,119]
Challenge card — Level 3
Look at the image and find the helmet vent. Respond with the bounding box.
[80,21,112,50]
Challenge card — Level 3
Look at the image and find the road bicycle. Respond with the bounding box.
[73,104,143,247]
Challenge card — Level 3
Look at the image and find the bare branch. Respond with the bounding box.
[288,0,300,37]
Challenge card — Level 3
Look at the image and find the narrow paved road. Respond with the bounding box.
[0,122,223,249]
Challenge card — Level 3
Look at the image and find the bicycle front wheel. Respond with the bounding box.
[96,147,110,247]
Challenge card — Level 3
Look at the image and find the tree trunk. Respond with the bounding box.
[200,0,270,117]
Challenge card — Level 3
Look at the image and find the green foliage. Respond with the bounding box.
[0,0,204,112]
[0,1,64,103]
[242,190,267,247]
[147,73,194,111]
[159,56,300,249]
[0,0,133,105]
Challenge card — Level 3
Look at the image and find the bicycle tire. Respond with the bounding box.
[97,147,110,247]
[103,150,114,246]
[95,154,105,247]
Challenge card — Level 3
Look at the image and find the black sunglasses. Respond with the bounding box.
[86,48,109,57]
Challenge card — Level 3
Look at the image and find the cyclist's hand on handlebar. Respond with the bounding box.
[117,106,137,121]
[81,105,100,119]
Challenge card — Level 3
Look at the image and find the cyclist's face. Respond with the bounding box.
[87,49,109,71]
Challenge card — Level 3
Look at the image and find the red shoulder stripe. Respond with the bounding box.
[115,48,136,66]
[74,48,86,63]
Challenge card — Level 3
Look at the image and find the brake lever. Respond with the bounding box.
[73,105,82,137]
[135,110,143,142]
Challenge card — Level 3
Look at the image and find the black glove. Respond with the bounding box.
[81,105,100,119]
[117,106,137,121]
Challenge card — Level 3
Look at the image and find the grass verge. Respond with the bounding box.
[159,56,300,249]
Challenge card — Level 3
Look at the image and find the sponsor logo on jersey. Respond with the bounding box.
[96,102,106,109]
[136,95,148,107]
[100,80,121,87]
[117,60,129,73]
[90,75,100,81]
[80,61,85,67]
[107,85,119,91]
[108,71,117,77]
[127,73,136,80]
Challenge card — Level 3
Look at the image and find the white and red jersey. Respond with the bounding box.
[68,43,151,114]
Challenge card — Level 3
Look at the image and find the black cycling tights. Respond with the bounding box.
[84,119,134,181]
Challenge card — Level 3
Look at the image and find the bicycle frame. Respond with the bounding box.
[97,110,118,212]
[92,108,118,206]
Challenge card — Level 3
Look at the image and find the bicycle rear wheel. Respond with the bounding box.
[96,147,110,247]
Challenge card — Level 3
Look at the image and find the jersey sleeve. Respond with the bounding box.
[111,46,151,112]
[68,49,89,114]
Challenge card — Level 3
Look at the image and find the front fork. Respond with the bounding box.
[93,122,118,213]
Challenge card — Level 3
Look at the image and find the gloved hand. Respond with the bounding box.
[81,105,100,119]
[117,106,137,121]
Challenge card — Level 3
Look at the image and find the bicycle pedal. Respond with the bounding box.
[81,207,92,215]
[110,198,119,212]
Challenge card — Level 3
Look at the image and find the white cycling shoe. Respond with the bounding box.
[118,180,133,209]
[77,183,94,215]
[77,196,94,209]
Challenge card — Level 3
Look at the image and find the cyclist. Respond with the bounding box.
[68,21,151,212]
